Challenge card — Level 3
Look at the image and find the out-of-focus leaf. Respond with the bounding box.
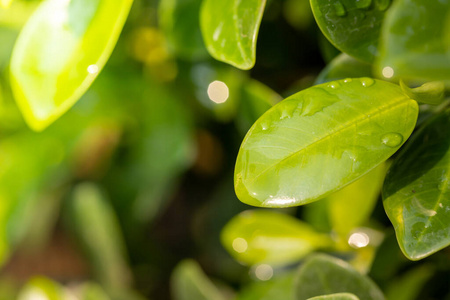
[221,210,332,266]
[327,162,387,237]
[200,0,266,69]
[385,264,434,300]
[283,0,314,30]
[68,183,132,291]
[302,200,332,233]
[236,79,280,135]
[17,277,65,300]
[78,283,110,300]
[399,80,445,106]
[383,109,450,260]
[235,79,418,208]
[0,1,38,29]
[10,0,133,131]
[376,0,450,83]
[307,293,360,300]
[310,0,391,62]
[315,54,372,85]
[237,272,295,300]
[294,254,385,300]
[171,259,225,300]
[158,0,207,60]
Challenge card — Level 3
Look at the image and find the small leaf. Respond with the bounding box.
[235,78,418,208]
[310,0,391,62]
[68,183,132,291]
[307,293,360,300]
[237,272,296,300]
[315,53,372,85]
[221,210,332,266]
[383,109,450,260]
[328,162,387,237]
[399,80,445,106]
[376,0,450,83]
[294,254,385,300]
[200,0,266,69]
[10,0,133,131]
[158,0,208,60]
[171,259,225,300]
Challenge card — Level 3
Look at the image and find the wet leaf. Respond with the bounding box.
[294,254,385,300]
[307,293,360,300]
[10,0,133,131]
[235,78,418,208]
[200,0,266,69]
[376,0,450,82]
[221,210,332,266]
[310,0,392,62]
[315,53,372,84]
[158,0,208,60]
[383,109,450,260]
[171,259,225,300]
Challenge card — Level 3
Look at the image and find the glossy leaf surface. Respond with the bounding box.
[158,0,207,60]
[200,0,266,69]
[308,293,360,300]
[328,162,387,236]
[10,0,133,131]
[171,259,225,300]
[399,80,445,106]
[310,0,391,62]
[315,54,372,85]
[221,210,332,266]
[294,254,385,300]
[235,78,418,208]
[383,109,450,260]
[376,0,450,82]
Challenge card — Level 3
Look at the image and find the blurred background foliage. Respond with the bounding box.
[0,0,449,300]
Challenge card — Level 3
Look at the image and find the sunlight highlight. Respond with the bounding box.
[207,80,229,103]
[232,237,248,253]
[254,264,273,281]
[348,232,370,248]
[382,66,394,78]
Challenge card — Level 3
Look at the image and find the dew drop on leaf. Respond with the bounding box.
[381,132,403,148]
[360,77,375,87]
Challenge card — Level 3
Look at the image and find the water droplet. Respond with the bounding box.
[344,78,352,83]
[327,82,340,89]
[261,122,269,131]
[87,64,99,74]
[280,101,297,119]
[381,132,403,148]
[356,0,372,9]
[360,77,375,87]
[333,1,346,16]
[375,0,391,11]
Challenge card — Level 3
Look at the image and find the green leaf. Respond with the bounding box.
[68,183,132,291]
[327,162,387,237]
[307,293,360,300]
[221,210,332,266]
[234,78,418,208]
[158,0,208,60]
[399,80,445,106]
[10,0,133,131]
[315,53,372,85]
[376,0,450,83]
[383,109,450,260]
[310,0,391,62]
[237,272,296,300]
[200,0,266,70]
[171,259,225,300]
[294,254,385,300]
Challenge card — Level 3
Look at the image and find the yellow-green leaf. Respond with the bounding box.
[10,0,133,131]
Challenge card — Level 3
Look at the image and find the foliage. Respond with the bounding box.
[0,0,449,299]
